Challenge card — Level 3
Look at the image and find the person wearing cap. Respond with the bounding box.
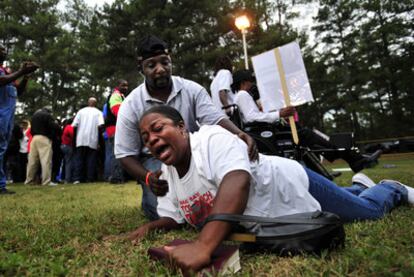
[0,44,39,194]
[209,56,234,116]
[232,69,382,173]
[114,35,258,220]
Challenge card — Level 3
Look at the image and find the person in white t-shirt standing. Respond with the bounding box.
[72,97,105,183]
[122,105,412,275]
[209,56,234,117]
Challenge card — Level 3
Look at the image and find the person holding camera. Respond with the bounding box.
[0,44,39,195]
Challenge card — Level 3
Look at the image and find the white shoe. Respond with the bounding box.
[380,180,414,205]
[49,182,58,186]
[352,173,376,188]
[73,181,80,185]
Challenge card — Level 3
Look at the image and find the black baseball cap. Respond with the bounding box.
[137,35,169,61]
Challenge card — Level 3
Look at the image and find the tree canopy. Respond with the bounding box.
[1,0,412,140]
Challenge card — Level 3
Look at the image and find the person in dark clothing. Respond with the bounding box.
[4,124,23,183]
[24,107,60,186]
[51,119,63,183]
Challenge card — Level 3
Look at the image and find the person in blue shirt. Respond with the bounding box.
[0,44,38,194]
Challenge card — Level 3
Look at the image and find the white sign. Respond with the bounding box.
[251,42,314,112]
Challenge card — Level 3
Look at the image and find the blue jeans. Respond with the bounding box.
[306,168,408,222]
[73,146,98,182]
[140,156,162,221]
[104,139,112,181]
[108,138,124,183]
[60,144,73,182]
[0,131,10,190]
[0,83,16,190]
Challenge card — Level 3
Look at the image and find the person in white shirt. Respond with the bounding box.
[209,56,234,116]
[232,69,382,173]
[122,105,412,274]
[232,69,295,124]
[72,97,105,183]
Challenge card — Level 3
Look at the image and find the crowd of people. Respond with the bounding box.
[0,41,132,191]
[1,96,131,189]
[1,34,413,274]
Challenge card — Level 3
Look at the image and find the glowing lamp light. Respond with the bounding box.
[235,15,251,69]
[235,15,250,31]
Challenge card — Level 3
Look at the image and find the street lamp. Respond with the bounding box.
[235,15,251,69]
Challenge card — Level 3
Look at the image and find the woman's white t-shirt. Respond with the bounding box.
[157,125,321,228]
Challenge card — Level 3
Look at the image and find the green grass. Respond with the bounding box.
[1,153,414,276]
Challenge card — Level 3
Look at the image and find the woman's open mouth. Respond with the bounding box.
[155,144,173,161]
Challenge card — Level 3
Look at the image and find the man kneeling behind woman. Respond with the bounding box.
[124,105,413,273]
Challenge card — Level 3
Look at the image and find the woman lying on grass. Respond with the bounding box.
[129,105,413,274]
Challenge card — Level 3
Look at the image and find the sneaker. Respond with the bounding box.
[352,173,376,188]
[380,180,414,205]
[49,182,58,186]
[0,188,16,195]
[73,181,80,185]
[350,149,383,172]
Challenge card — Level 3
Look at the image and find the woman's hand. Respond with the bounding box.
[238,132,259,161]
[102,225,151,244]
[164,241,211,276]
[147,170,169,196]
[103,218,180,245]
[127,225,152,244]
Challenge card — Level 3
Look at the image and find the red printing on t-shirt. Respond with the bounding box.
[179,190,214,228]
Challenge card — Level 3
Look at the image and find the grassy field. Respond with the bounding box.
[1,153,414,276]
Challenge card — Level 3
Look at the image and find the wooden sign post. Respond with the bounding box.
[274,48,299,145]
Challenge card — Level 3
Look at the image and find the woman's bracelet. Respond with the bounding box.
[145,171,153,187]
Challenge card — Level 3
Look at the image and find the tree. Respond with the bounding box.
[358,0,414,137]
[312,0,414,139]
[313,0,366,138]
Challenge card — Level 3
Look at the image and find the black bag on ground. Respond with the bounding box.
[205,211,345,256]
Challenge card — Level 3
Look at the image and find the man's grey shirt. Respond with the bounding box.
[114,76,225,159]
